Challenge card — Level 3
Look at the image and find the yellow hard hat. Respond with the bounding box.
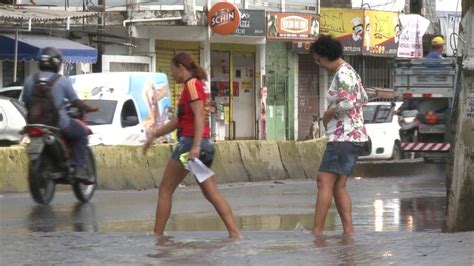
[432,36,445,45]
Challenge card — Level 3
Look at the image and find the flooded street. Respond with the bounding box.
[1,164,473,265]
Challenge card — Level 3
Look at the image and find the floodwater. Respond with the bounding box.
[0,164,473,265]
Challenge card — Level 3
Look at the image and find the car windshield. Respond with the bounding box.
[363,105,394,124]
[83,100,117,125]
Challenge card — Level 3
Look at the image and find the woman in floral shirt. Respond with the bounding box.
[310,35,368,237]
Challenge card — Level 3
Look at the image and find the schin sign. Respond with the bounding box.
[208,2,241,35]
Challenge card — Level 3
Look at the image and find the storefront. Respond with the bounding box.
[208,8,265,140]
[319,8,400,91]
[149,6,266,141]
[265,12,319,141]
[210,44,257,140]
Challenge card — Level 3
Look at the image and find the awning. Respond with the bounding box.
[0,7,100,22]
[0,34,98,63]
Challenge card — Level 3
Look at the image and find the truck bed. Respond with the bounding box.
[394,58,457,99]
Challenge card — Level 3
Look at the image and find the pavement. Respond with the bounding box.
[0,165,473,265]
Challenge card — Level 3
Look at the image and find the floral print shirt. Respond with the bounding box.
[325,63,368,142]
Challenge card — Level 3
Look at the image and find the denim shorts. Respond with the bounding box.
[171,137,215,168]
[318,142,365,176]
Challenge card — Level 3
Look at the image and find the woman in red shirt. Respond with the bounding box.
[143,52,242,239]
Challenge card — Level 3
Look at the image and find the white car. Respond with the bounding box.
[359,101,403,160]
[0,86,23,100]
[0,96,27,146]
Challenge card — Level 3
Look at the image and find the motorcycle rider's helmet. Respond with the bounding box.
[38,47,63,73]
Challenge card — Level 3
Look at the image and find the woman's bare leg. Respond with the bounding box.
[154,159,188,235]
[199,176,242,238]
[312,172,338,236]
[333,175,355,235]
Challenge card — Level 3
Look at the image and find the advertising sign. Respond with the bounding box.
[208,2,241,35]
[234,9,265,36]
[362,10,400,56]
[319,8,365,54]
[397,14,430,58]
[71,72,173,144]
[267,12,319,41]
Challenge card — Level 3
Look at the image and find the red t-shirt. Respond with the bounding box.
[177,78,211,138]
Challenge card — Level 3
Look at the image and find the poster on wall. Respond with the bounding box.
[215,81,239,97]
[319,8,365,55]
[234,9,266,36]
[397,14,430,58]
[267,12,319,40]
[362,10,400,57]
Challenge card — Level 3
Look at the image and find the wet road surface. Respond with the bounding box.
[1,164,473,265]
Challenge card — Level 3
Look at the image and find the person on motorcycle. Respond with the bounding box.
[22,47,98,184]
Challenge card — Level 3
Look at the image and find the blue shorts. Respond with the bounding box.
[318,142,365,176]
[171,137,215,168]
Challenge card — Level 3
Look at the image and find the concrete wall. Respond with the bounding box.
[445,3,474,232]
[0,139,327,193]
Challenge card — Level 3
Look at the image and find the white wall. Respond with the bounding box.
[102,55,153,72]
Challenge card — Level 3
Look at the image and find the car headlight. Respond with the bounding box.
[402,117,416,123]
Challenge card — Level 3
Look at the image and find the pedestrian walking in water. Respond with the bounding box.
[310,35,368,236]
[142,52,242,239]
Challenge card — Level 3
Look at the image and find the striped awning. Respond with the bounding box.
[0,7,99,22]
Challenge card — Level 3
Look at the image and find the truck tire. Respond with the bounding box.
[391,143,403,160]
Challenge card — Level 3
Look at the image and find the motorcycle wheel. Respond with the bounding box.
[28,155,56,205]
[72,148,97,203]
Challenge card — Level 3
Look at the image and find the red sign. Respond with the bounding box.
[267,12,319,40]
[208,2,241,35]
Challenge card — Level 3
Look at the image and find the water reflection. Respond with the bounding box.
[400,197,444,231]
[370,196,444,232]
[71,203,98,232]
[27,205,57,232]
[27,203,98,233]
[168,212,337,232]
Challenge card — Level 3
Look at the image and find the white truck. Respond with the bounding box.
[70,72,171,145]
[393,58,457,163]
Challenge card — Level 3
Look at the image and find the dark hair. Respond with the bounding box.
[171,52,207,80]
[310,35,343,61]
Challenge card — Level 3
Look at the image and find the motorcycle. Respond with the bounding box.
[399,109,419,143]
[23,107,97,205]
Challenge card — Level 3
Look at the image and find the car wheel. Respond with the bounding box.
[391,143,403,160]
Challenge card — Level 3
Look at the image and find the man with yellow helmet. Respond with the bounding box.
[426,36,446,59]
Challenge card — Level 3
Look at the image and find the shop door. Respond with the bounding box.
[298,54,320,140]
[211,51,231,140]
[232,52,256,139]
[266,71,287,141]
